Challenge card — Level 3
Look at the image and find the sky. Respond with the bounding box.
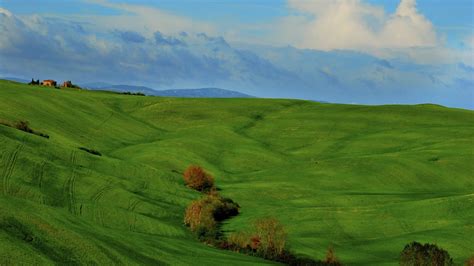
[0,0,473,108]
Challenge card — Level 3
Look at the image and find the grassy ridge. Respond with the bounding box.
[0,80,473,265]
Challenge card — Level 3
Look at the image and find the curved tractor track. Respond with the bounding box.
[32,160,47,204]
[127,199,143,232]
[90,180,114,226]
[64,150,79,215]
[2,144,23,196]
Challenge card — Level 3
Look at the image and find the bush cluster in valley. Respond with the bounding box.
[181,165,466,265]
[182,165,342,265]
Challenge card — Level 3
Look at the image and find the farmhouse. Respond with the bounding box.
[63,81,73,88]
[42,80,57,87]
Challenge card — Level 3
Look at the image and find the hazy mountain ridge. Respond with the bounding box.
[84,84,254,98]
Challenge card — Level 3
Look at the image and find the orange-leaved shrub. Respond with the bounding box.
[227,217,287,259]
[466,256,474,266]
[227,231,251,251]
[184,193,239,241]
[183,165,214,192]
[324,246,342,266]
[228,217,287,259]
[253,217,287,259]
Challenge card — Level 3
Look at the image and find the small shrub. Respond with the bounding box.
[324,246,342,266]
[184,193,239,242]
[37,133,50,139]
[227,231,252,251]
[400,241,453,266]
[78,147,102,156]
[15,121,34,133]
[15,121,49,138]
[252,217,287,259]
[195,224,219,242]
[212,197,239,221]
[184,199,207,232]
[465,256,474,266]
[183,165,214,192]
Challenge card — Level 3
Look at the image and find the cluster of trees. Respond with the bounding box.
[183,166,238,241]
[181,166,471,266]
[399,241,454,266]
[226,219,341,265]
[181,165,342,265]
[184,192,239,241]
[121,91,145,96]
[28,79,40,85]
[226,217,288,260]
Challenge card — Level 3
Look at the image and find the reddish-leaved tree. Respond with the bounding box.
[183,165,214,192]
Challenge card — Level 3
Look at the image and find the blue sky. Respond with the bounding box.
[0,0,473,108]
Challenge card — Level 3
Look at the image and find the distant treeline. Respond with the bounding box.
[0,120,49,139]
[121,91,145,96]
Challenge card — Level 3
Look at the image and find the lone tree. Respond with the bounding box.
[324,246,342,265]
[183,165,214,192]
[400,241,453,266]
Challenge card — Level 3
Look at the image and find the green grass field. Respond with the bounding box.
[0,79,473,265]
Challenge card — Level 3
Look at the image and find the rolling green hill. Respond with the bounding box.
[0,80,473,265]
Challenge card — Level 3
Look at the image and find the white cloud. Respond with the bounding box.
[282,0,440,61]
[0,7,12,17]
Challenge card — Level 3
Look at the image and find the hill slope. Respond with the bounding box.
[0,80,473,265]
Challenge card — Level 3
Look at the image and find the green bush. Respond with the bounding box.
[212,197,239,221]
[400,241,453,266]
[15,121,34,133]
[0,120,49,139]
[78,147,102,156]
[184,193,239,242]
[324,246,342,266]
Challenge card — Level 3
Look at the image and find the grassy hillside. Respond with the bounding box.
[0,80,473,265]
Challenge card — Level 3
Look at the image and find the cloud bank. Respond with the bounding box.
[278,0,448,62]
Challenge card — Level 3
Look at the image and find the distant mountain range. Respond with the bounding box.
[1,78,254,98]
[81,83,254,98]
